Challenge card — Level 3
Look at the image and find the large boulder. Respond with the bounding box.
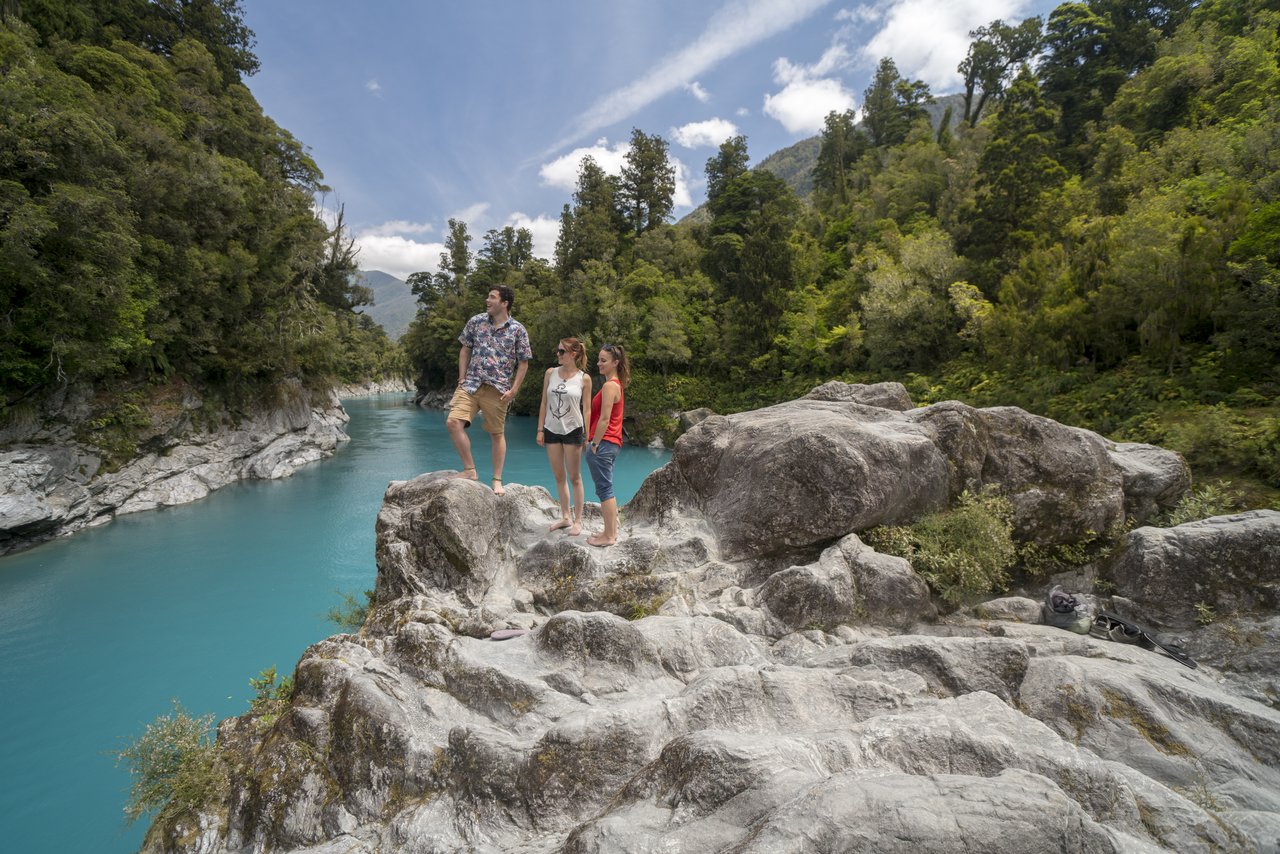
[631,400,952,561]
[910,402,1133,544]
[632,397,1187,565]
[1104,510,1280,628]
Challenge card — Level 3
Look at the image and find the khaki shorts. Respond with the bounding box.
[448,384,509,434]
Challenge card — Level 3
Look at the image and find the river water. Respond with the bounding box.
[0,395,670,853]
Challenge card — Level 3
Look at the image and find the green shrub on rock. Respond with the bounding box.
[115,700,227,824]
[866,487,1016,605]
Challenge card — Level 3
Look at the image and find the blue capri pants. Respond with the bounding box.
[586,440,620,501]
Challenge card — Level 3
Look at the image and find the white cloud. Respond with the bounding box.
[362,220,435,237]
[365,78,382,95]
[671,158,695,210]
[505,212,561,261]
[538,139,632,191]
[550,0,834,153]
[354,234,443,280]
[763,50,856,134]
[736,106,751,117]
[836,5,882,24]
[671,118,740,149]
[685,81,711,103]
[856,0,1034,91]
[450,202,491,226]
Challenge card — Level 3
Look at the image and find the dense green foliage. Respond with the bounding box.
[866,487,1017,605]
[404,0,1280,494]
[1,1,403,421]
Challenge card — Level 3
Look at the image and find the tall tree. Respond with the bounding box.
[474,225,533,286]
[957,17,1043,126]
[618,128,676,235]
[964,67,1067,283]
[314,205,372,311]
[704,134,749,207]
[555,156,623,273]
[812,110,868,209]
[861,58,934,148]
[438,218,472,295]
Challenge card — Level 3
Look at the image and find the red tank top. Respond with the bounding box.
[589,379,624,446]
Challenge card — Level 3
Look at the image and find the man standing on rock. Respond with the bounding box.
[447,285,532,495]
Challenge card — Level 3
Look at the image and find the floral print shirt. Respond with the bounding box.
[458,313,532,394]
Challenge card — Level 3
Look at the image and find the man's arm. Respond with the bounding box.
[457,346,471,386]
[502,359,529,402]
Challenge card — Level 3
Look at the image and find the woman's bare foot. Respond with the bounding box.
[549,518,572,532]
[567,520,582,536]
[586,532,616,547]
[450,467,478,481]
[491,477,506,496]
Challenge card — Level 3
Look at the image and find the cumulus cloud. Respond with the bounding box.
[450,202,491,226]
[672,118,740,149]
[550,0,834,153]
[365,78,382,95]
[361,220,434,237]
[354,233,443,280]
[538,139,632,191]
[671,158,695,209]
[855,0,1035,91]
[762,44,856,134]
[505,212,561,261]
[736,106,751,117]
[685,81,711,103]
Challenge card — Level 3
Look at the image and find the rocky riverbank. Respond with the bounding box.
[0,379,349,555]
[334,377,415,398]
[143,382,1280,853]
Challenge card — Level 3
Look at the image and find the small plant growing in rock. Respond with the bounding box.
[1194,601,1218,626]
[248,666,294,727]
[866,486,1016,605]
[115,700,228,824]
[1158,481,1243,527]
[326,589,374,631]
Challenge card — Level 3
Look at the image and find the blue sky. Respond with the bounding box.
[243,0,1057,279]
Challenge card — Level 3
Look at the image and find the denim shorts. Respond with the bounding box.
[585,440,620,501]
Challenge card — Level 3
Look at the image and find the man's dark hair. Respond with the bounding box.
[491,285,516,313]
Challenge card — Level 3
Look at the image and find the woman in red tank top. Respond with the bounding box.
[586,343,630,547]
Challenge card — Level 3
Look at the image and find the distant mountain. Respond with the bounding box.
[682,92,967,224]
[354,270,417,340]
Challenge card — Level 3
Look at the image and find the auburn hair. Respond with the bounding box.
[560,337,588,371]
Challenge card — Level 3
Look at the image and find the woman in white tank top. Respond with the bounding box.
[536,337,593,535]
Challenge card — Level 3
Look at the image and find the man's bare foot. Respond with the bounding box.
[491,477,506,496]
[549,518,572,532]
[568,520,582,536]
[450,467,478,481]
[587,533,616,547]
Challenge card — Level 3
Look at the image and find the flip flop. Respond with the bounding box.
[1092,611,1197,669]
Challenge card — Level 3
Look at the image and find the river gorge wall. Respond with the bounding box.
[142,382,1280,854]
[0,378,350,555]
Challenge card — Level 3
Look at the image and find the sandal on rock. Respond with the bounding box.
[1091,612,1197,669]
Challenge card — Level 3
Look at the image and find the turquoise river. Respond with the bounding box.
[0,395,671,853]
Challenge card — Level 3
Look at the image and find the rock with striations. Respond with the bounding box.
[140,387,1280,854]
[0,378,349,555]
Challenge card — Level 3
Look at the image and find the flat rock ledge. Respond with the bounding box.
[0,383,349,555]
[144,391,1280,854]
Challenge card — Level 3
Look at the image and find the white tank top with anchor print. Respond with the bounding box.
[544,369,585,434]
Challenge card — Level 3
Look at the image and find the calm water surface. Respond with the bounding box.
[0,395,669,853]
